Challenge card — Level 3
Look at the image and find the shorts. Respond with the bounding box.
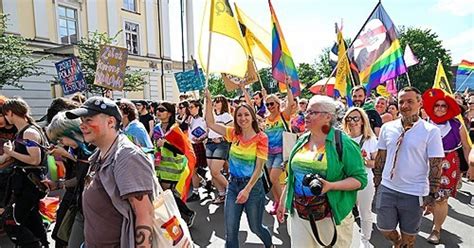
[375,185,423,235]
[192,143,208,168]
[267,153,284,169]
[206,141,230,160]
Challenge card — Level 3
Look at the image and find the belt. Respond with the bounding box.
[229,177,251,183]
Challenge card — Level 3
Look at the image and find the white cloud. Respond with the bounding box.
[432,0,474,16]
[443,28,474,62]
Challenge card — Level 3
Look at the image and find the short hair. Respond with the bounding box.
[399,86,421,100]
[299,98,308,104]
[308,95,338,126]
[46,98,80,124]
[253,91,263,98]
[266,94,281,106]
[119,99,138,121]
[351,85,367,96]
[71,93,86,104]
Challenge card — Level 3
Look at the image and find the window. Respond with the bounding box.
[125,22,139,55]
[123,0,136,12]
[58,6,78,44]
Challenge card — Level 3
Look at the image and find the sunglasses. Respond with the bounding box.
[299,102,307,105]
[156,107,168,113]
[434,104,448,109]
[345,116,361,122]
[469,102,474,105]
[266,102,276,107]
[178,106,185,109]
[188,105,196,109]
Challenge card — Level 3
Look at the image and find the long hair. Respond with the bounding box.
[46,112,92,155]
[213,95,229,115]
[189,99,203,117]
[158,101,176,133]
[2,98,35,124]
[233,103,260,135]
[342,107,376,140]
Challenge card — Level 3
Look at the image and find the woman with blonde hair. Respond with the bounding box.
[342,107,378,248]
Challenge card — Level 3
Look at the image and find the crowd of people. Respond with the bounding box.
[0,81,473,248]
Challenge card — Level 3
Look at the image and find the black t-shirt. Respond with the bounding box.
[139,113,154,134]
[365,109,383,131]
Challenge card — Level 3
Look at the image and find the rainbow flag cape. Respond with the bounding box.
[164,124,196,202]
[268,0,301,96]
[457,60,474,76]
[349,3,407,91]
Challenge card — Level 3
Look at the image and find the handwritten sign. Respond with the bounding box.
[94,45,128,91]
[174,69,205,92]
[55,57,86,95]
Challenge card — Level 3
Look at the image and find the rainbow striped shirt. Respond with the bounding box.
[291,143,328,197]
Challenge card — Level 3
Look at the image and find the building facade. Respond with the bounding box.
[0,0,194,118]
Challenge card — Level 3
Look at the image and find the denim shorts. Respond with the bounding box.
[375,185,423,235]
[267,153,284,169]
[206,141,230,160]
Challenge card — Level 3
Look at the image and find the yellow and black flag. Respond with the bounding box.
[433,60,453,94]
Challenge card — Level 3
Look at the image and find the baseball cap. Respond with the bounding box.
[65,96,122,122]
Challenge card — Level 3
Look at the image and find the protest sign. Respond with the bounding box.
[174,69,205,92]
[55,57,87,95]
[222,59,258,91]
[94,45,128,91]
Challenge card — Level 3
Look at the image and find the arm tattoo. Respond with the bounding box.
[135,225,153,247]
[373,150,387,187]
[428,158,443,193]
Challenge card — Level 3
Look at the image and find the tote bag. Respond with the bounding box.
[281,113,297,161]
[152,189,193,248]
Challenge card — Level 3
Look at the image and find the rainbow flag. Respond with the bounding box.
[268,0,301,96]
[457,60,474,76]
[349,3,407,91]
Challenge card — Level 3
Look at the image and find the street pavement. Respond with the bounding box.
[1,178,473,247]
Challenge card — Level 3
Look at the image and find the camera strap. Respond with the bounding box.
[309,213,337,247]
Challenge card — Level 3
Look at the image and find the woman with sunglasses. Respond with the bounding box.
[204,89,273,248]
[177,100,190,128]
[421,89,471,244]
[276,95,367,247]
[263,82,295,215]
[206,95,233,204]
[152,101,196,227]
[187,100,208,202]
[342,107,378,248]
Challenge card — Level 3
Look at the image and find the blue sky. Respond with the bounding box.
[169,0,474,66]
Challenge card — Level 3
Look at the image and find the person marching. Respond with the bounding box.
[421,89,471,244]
[205,89,273,248]
[342,107,378,248]
[276,95,367,247]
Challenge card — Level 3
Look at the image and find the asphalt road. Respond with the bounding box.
[1,178,473,247]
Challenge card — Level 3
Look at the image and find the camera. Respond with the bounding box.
[302,173,324,196]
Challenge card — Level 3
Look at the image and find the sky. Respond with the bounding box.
[168,0,474,66]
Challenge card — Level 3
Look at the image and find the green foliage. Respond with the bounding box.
[76,31,147,95]
[398,27,452,92]
[0,14,45,89]
[207,74,237,98]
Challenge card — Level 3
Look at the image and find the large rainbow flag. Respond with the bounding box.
[268,0,301,96]
[457,60,474,76]
[349,3,407,91]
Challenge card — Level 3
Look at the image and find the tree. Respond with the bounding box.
[297,62,320,99]
[77,31,147,95]
[0,14,44,89]
[207,74,238,98]
[399,27,452,92]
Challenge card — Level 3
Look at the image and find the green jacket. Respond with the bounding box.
[285,127,368,225]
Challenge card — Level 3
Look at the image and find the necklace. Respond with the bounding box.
[98,135,119,164]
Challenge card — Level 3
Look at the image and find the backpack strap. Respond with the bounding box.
[334,129,343,162]
[280,112,292,133]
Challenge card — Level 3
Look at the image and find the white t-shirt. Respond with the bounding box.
[189,116,207,143]
[378,118,444,196]
[352,135,378,181]
[208,112,233,139]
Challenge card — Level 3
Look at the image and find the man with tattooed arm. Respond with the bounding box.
[373,87,444,248]
[66,97,156,248]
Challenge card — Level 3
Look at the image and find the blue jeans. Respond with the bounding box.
[267,153,284,169]
[224,178,272,248]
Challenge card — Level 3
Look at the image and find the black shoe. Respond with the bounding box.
[187,193,200,202]
[204,180,214,192]
[184,211,196,228]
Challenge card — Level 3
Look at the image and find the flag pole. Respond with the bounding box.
[322,1,381,92]
[204,2,213,89]
[250,56,265,89]
[454,71,473,93]
[405,72,412,86]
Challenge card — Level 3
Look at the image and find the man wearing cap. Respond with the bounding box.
[66,96,156,248]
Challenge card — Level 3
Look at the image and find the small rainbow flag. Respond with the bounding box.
[457,60,474,76]
[268,0,301,96]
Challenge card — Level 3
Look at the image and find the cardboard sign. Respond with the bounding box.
[174,69,205,92]
[55,57,87,95]
[93,45,128,91]
[222,59,258,91]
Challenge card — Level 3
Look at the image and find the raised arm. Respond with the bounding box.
[283,79,295,118]
[204,89,227,136]
[239,83,253,106]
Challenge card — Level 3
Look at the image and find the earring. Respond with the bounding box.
[321,124,330,134]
